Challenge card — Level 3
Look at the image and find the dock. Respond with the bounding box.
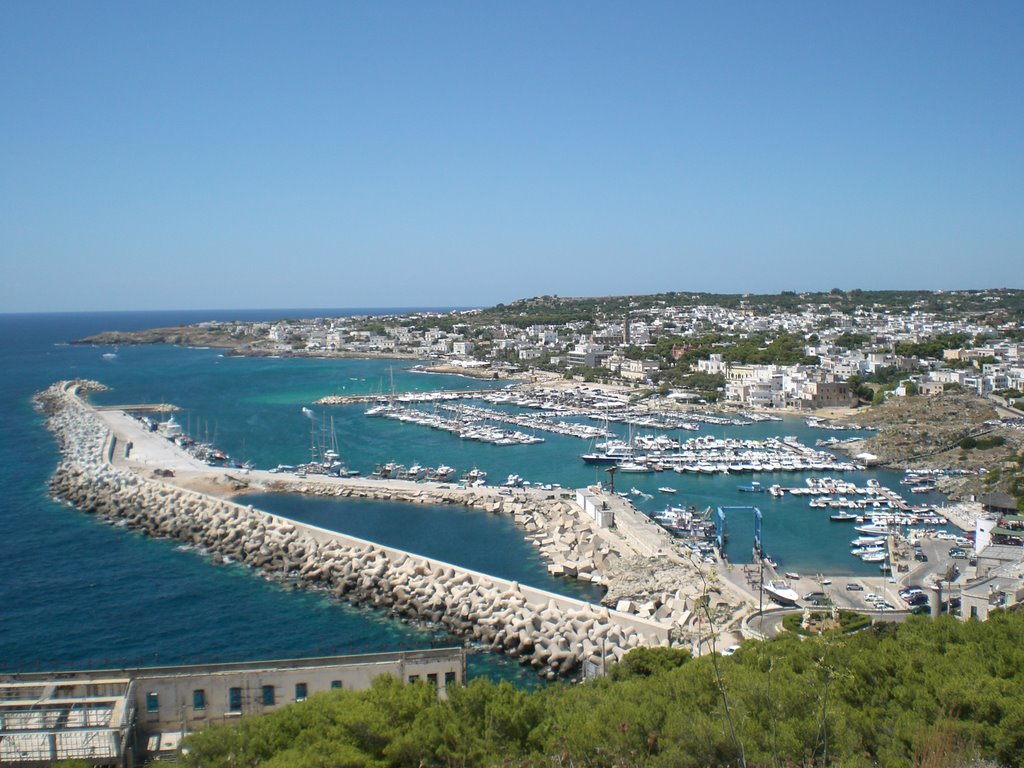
[313,390,487,405]
[95,403,179,413]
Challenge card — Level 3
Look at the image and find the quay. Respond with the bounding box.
[95,403,179,413]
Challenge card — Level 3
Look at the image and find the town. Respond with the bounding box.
[83,289,1024,411]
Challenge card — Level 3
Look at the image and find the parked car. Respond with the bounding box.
[949,547,968,559]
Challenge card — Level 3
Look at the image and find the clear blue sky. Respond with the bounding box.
[2,2,1022,312]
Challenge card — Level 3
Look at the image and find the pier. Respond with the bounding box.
[313,389,487,405]
[95,403,179,413]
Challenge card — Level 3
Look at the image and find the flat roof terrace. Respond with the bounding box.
[0,678,132,767]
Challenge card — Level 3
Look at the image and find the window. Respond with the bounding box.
[295,682,308,701]
[229,687,242,712]
[427,674,438,687]
[146,692,159,713]
[262,685,275,706]
[330,680,342,690]
[444,672,456,687]
[408,675,419,683]
[193,689,206,711]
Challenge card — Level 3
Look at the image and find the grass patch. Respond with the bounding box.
[783,610,872,636]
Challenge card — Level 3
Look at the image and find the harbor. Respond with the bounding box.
[7,334,998,683]
[59,366,983,625]
[48,380,820,676]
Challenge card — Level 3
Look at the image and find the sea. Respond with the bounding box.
[0,310,944,683]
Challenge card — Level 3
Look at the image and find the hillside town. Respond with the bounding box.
[82,290,1024,412]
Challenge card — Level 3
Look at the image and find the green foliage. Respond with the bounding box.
[783,611,871,635]
[836,332,870,349]
[845,374,875,402]
[608,646,691,680]
[960,435,1007,451]
[894,333,971,359]
[182,613,1024,768]
[864,365,907,385]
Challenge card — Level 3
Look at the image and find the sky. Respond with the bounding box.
[2,2,1022,312]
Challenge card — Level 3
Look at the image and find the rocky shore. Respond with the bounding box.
[832,391,1024,502]
[36,381,672,678]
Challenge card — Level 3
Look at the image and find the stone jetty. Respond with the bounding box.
[264,479,614,585]
[36,380,672,678]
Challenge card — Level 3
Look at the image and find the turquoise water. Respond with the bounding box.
[0,311,945,680]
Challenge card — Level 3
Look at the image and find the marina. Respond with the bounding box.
[2,316,993,686]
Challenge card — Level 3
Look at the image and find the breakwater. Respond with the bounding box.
[262,479,614,585]
[37,381,670,678]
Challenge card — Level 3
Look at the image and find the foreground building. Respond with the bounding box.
[0,648,464,767]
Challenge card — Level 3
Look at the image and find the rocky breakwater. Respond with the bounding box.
[37,381,667,678]
[264,480,618,587]
[259,479,740,643]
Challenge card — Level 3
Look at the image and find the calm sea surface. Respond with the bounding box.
[0,311,943,682]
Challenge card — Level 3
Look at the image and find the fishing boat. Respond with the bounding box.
[737,481,765,493]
